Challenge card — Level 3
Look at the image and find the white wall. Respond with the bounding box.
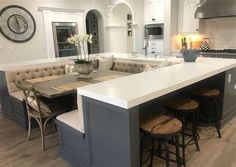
[0,0,106,63]
[0,0,47,63]
[0,0,144,63]
[0,0,199,61]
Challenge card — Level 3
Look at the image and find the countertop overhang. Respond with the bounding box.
[77,58,236,109]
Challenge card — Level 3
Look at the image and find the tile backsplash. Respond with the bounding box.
[200,17,236,49]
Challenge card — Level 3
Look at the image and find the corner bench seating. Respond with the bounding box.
[0,61,73,129]
[6,64,67,101]
[5,59,162,101]
[0,57,172,130]
[56,110,83,132]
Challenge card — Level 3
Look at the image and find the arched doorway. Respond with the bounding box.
[85,9,104,54]
[108,2,135,53]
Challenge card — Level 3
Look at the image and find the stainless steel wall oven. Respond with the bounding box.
[145,23,164,40]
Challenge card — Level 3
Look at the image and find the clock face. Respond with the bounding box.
[0,5,36,43]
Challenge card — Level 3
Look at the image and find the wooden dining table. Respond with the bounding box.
[24,70,131,99]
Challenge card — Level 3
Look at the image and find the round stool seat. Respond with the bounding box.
[141,115,182,137]
[164,98,198,111]
[192,88,220,97]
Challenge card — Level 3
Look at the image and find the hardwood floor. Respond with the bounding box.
[0,113,70,167]
[0,113,236,167]
[187,119,236,167]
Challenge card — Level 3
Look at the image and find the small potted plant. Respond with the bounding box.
[67,34,94,78]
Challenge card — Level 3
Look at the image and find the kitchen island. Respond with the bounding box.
[78,58,236,109]
[56,57,236,167]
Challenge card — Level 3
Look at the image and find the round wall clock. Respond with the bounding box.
[0,5,36,43]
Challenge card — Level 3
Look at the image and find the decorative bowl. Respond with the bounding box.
[181,49,200,62]
[75,62,94,79]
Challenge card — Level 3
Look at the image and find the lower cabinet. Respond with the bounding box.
[222,68,236,125]
[147,40,164,55]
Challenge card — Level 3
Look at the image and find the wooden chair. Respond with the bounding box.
[15,82,65,151]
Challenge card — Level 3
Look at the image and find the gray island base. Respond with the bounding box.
[57,97,140,167]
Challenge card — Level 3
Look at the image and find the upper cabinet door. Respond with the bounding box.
[144,0,164,24]
[178,0,199,33]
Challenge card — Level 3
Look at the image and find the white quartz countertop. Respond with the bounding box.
[77,57,236,109]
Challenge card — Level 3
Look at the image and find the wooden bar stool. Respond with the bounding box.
[192,88,222,138]
[163,98,200,166]
[140,115,182,167]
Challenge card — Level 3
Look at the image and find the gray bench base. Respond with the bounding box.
[56,119,90,167]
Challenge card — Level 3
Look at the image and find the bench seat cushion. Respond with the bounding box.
[112,60,159,74]
[56,110,84,133]
[98,56,114,71]
[10,91,24,101]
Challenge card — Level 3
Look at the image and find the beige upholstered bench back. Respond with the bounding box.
[112,60,158,74]
[5,64,66,94]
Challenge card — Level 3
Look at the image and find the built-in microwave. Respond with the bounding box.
[145,23,164,40]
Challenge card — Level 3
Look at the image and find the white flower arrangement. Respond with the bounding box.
[67,34,93,63]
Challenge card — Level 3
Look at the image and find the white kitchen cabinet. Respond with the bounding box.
[144,0,164,24]
[178,0,199,33]
[147,40,164,55]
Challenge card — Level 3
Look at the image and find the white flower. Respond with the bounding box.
[67,34,93,47]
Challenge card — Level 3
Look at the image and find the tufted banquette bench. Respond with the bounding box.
[0,61,73,129]
[5,60,160,101]
[6,65,66,100]
[0,58,171,129]
[111,59,160,73]
[111,58,175,73]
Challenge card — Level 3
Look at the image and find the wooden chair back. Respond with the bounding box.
[14,82,43,118]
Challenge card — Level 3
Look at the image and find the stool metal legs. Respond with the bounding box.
[175,135,181,167]
[140,135,144,167]
[200,98,222,138]
[149,139,154,167]
[181,110,200,167]
[213,99,222,138]
[164,139,170,167]
[181,114,186,167]
[140,135,182,167]
[192,111,200,151]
